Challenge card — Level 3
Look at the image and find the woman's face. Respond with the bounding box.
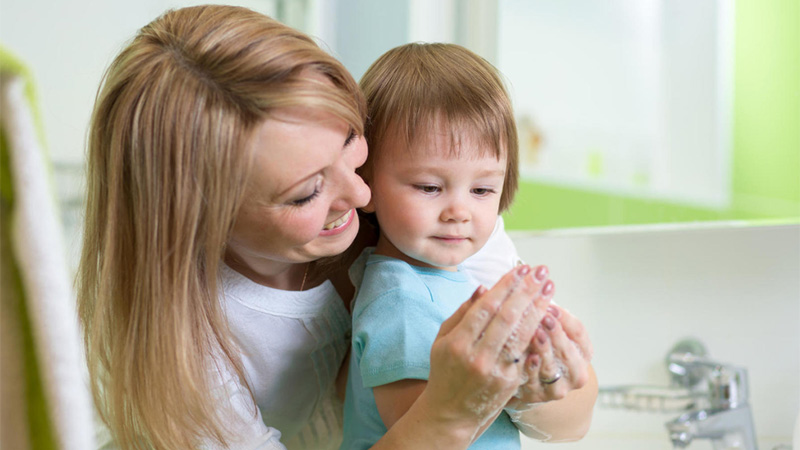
[226,106,370,278]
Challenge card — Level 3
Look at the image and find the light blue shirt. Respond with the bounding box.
[340,249,520,450]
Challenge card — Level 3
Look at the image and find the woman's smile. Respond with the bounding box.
[321,208,356,236]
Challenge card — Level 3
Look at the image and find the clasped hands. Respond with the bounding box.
[430,263,593,421]
[502,264,593,410]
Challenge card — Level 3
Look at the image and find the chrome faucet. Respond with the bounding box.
[664,342,758,449]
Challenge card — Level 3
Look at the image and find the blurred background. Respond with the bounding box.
[1,0,797,449]
[1,0,798,247]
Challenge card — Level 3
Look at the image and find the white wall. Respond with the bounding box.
[498,0,734,209]
[0,0,278,164]
[512,222,800,449]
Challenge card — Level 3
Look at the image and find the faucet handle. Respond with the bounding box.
[666,338,710,388]
[708,365,749,409]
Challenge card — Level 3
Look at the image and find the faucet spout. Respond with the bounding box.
[663,341,758,449]
[666,406,758,450]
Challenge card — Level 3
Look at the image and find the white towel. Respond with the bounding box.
[0,74,96,450]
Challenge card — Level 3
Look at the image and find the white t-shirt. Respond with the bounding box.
[214,265,350,450]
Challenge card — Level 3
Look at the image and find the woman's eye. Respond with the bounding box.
[415,185,440,194]
[290,177,324,206]
[343,129,357,147]
[291,189,320,206]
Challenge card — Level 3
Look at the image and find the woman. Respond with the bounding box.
[78,5,596,450]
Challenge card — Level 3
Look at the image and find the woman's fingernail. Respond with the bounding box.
[542,280,554,297]
[537,329,547,344]
[534,265,549,282]
[543,315,555,330]
[547,305,560,318]
[517,264,531,277]
[471,285,487,302]
[530,354,540,368]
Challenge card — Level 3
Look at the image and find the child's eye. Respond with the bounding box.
[414,185,440,194]
[472,187,496,196]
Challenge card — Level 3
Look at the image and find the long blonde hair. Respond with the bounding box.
[77,6,364,449]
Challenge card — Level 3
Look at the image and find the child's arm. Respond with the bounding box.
[374,379,501,442]
[374,379,426,429]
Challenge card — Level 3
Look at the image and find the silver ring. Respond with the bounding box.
[540,370,562,385]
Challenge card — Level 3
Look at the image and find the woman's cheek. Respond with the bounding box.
[292,213,326,241]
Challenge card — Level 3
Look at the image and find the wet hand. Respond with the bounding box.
[507,304,593,409]
[425,264,553,431]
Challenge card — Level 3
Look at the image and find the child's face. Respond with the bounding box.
[368,128,506,271]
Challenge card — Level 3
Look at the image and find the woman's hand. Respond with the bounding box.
[503,301,597,443]
[418,264,553,441]
[371,264,594,449]
[507,303,593,409]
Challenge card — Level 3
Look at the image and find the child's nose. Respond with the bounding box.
[440,200,470,223]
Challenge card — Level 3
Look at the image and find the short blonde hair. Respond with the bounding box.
[77,5,364,449]
[359,42,518,212]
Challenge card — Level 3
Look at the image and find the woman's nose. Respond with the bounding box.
[348,171,372,209]
[341,136,371,208]
[331,163,371,211]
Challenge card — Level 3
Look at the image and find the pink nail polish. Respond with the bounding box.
[543,316,555,330]
[534,265,549,282]
[517,264,531,276]
[547,305,560,318]
[542,280,554,297]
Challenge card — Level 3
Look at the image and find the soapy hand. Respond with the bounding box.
[506,303,593,409]
[422,264,553,437]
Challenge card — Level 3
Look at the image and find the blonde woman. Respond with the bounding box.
[78,5,595,450]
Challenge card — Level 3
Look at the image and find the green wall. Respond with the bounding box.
[505,0,800,230]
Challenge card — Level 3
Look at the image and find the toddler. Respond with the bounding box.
[340,43,550,449]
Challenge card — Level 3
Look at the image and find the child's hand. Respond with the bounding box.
[506,304,593,409]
